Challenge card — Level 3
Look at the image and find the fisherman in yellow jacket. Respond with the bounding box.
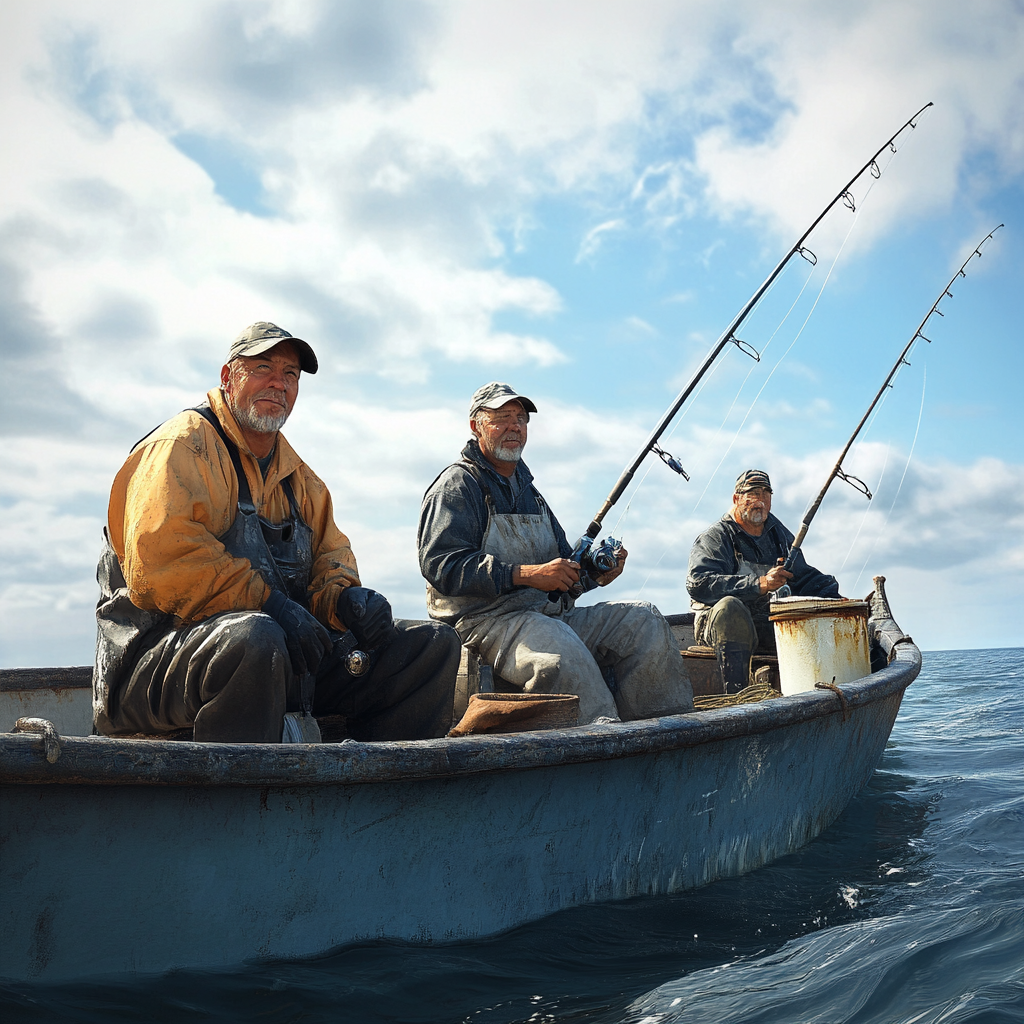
[93,322,461,743]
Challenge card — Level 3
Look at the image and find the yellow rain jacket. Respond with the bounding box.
[107,387,360,631]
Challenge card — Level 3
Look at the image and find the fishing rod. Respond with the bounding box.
[773,223,1003,596]
[566,102,933,580]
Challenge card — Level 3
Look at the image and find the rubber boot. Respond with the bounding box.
[715,641,752,695]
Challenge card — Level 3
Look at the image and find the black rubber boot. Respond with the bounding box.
[715,641,752,695]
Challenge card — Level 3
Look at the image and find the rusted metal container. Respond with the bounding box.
[770,597,871,695]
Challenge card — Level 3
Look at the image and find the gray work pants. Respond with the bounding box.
[107,612,461,743]
[463,600,693,724]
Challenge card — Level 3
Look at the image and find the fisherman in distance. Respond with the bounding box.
[418,381,693,724]
[687,469,840,693]
[93,322,460,743]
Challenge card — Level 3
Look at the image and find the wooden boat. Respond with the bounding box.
[0,577,920,983]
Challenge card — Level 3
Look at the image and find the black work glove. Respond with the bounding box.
[336,586,396,649]
[263,590,333,677]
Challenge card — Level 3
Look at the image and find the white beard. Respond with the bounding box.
[493,443,523,463]
[738,506,766,529]
[229,396,290,434]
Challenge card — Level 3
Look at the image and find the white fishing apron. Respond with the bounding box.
[425,491,570,631]
[455,499,692,723]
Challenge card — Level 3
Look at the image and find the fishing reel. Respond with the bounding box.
[546,534,623,602]
[335,630,372,676]
[576,535,623,576]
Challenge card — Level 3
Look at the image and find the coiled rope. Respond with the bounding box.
[693,679,780,710]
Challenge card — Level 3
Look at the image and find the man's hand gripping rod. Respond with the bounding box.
[574,103,934,557]
[547,533,624,602]
[773,224,1003,599]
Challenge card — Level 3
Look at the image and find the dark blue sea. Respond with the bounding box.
[4,648,1022,1023]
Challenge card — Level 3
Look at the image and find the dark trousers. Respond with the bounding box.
[107,612,461,743]
[695,596,776,653]
[313,619,461,741]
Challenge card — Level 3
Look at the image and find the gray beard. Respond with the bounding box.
[738,507,766,529]
[229,396,290,435]
[494,444,523,463]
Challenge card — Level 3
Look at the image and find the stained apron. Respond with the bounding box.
[441,480,693,723]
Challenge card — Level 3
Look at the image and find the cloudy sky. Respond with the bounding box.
[2,0,1021,667]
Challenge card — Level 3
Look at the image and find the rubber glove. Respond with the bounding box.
[263,590,333,677]
[336,587,395,649]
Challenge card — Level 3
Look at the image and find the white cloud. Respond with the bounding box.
[580,434,1024,654]
[1,0,1022,666]
[2,383,1021,664]
[683,2,1024,254]
[575,219,628,263]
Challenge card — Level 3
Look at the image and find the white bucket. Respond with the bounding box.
[769,597,871,696]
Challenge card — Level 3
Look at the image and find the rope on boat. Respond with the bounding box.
[814,678,850,721]
[693,680,780,710]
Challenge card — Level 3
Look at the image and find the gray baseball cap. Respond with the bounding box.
[734,469,772,493]
[227,322,318,374]
[469,381,538,418]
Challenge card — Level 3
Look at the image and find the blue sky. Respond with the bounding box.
[1,0,1022,665]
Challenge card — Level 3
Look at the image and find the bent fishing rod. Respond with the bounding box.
[773,223,1003,594]
[570,102,933,575]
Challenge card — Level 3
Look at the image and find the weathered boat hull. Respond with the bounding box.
[0,587,919,983]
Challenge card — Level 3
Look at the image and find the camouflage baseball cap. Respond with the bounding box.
[734,469,772,493]
[469,382,538,418]
[227,322,318,374]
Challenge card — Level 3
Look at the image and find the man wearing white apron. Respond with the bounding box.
[418,382,693,724]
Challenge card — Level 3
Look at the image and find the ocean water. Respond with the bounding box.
[3,648,1022,1023]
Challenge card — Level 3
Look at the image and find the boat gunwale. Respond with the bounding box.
[0,616,920,789]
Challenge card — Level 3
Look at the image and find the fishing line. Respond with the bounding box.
[831,351,921,575]
[773,222,1000,593]
[629,264,844,598]
[573,106,937,599]
[833,342,923,575]
[577,105,934,564]
[683,117,915,517]
[838,441,891,576]
[689,206,862,515]
[610,260,816,541]
[617,209,840,543]
[671,263,818,449]
[631,178,883,598]
[608,265,811,539]
[619,258,819,582]
[631,149,918,600]
[850,363,927,592]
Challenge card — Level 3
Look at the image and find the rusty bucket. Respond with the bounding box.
[769,597,871,696]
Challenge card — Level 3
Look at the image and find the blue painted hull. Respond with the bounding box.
[0,597,919,982]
